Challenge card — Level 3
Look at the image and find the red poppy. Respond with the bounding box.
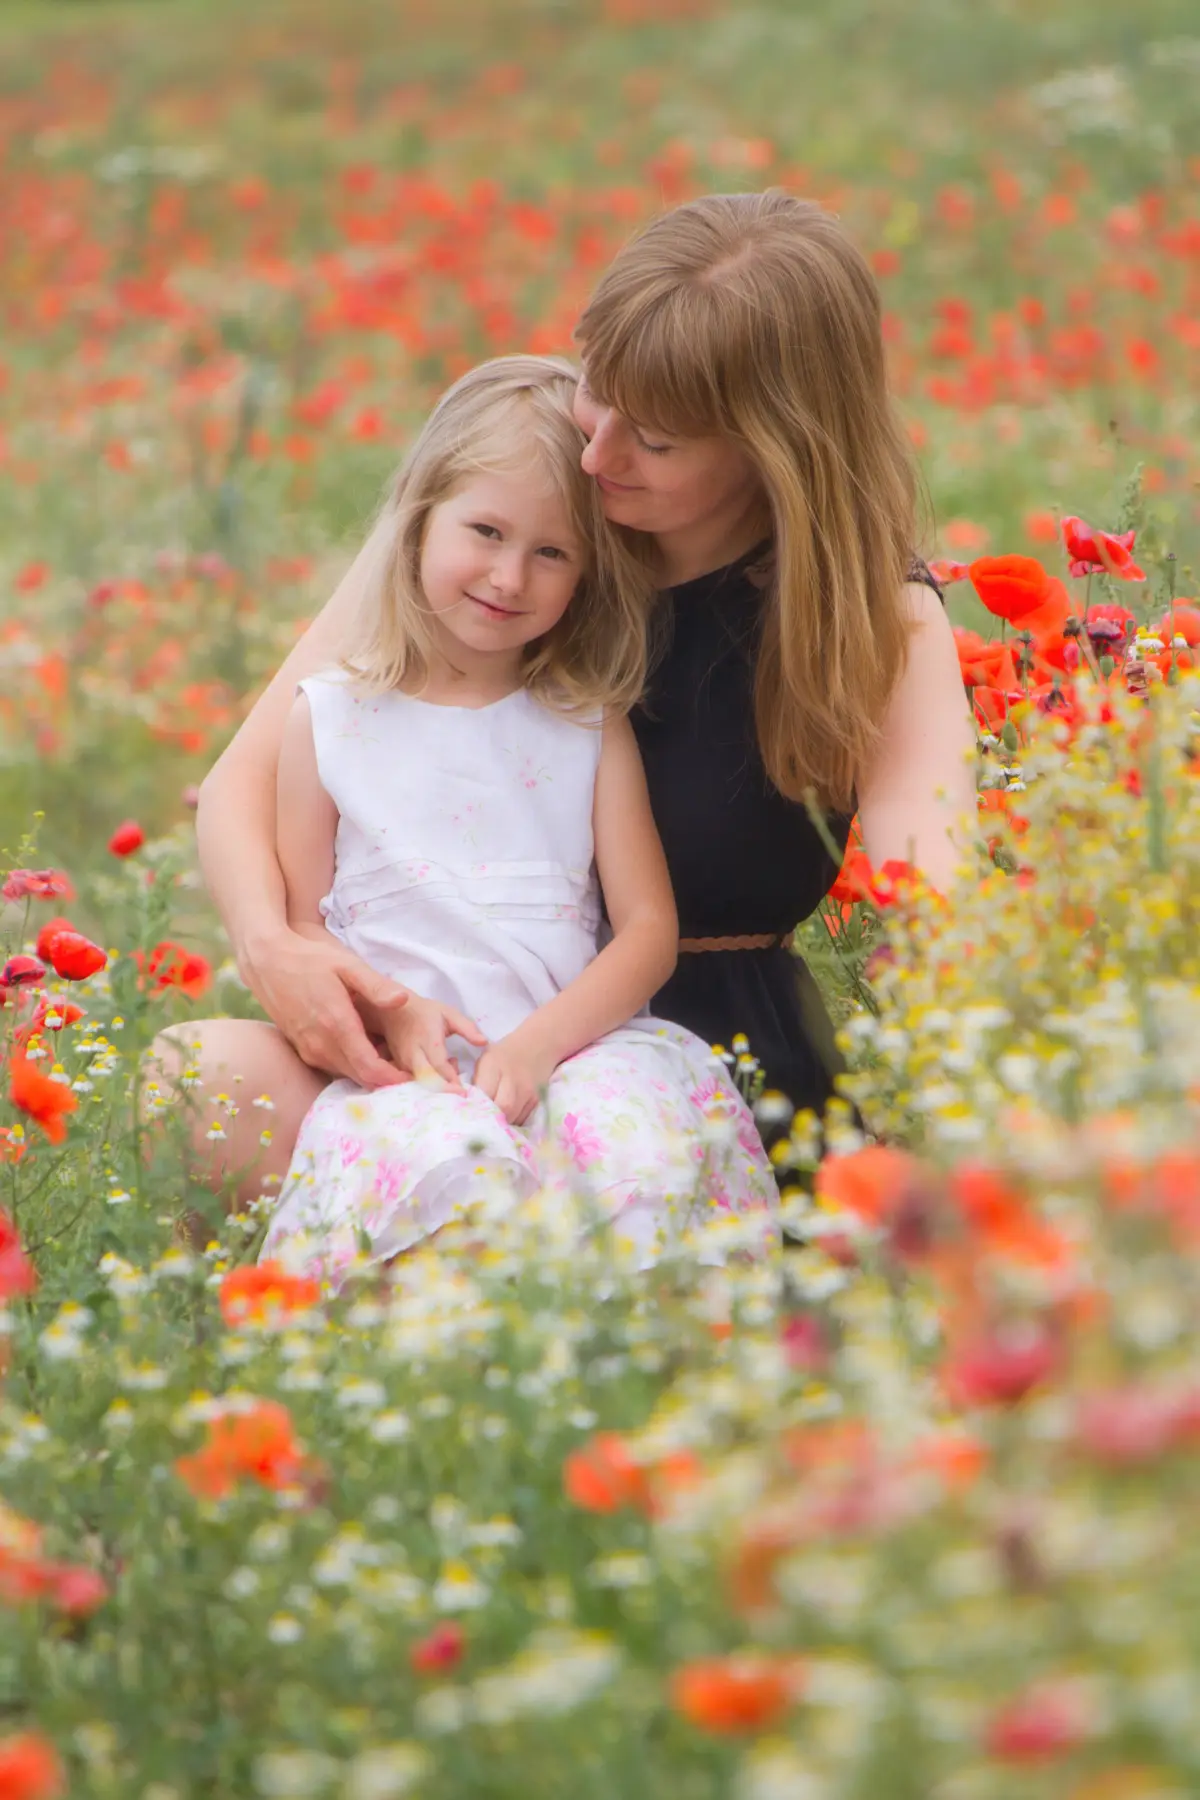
[1084,602,1135,646]
[827,846,873,905]
[219,1262,321,1327]
[134,941,212,1000]
[176,1400,317,1501]
[969,555,1057,624]
[816,1144,924,1226]
[44,932,106,982]
[410,1622,466,1674]
[0,870,74,904]
[0,1129,26,1166]
[563,1433,653,1514]
[957,637,1021,690]
[0,1732,65,1800]
[15,998,85,1050]
[33,918,75,962]
[1072,1382,1186,1466]
[1061,516,1146,581]
[0,957,45,997]
[868,858,929,908]
[984,1683,1090,1764]
[928,558,970,584]
[1158,602,1200,646]
[8,1056,78,1145]
[0,1209,36,1298]
[946,1323,1058,1407]
[670,1655,804,1735]
[107,819,145,857]
[1016,574,1072,637]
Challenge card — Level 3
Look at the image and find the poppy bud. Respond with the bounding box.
[108,820,145,857]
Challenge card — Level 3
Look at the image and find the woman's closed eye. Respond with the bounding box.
[635,432,672,456]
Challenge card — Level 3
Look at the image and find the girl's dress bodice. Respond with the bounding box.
[303,675,603,1057]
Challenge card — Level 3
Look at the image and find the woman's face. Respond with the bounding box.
[573,374,764,539]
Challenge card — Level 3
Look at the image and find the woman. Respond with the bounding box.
[165,191,975,1205]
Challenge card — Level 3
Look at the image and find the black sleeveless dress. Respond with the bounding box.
[633,545,941,1116]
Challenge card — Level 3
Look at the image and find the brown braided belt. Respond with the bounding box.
[678,932,792,953]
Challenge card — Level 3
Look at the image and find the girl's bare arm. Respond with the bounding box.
[505,716,678,1070]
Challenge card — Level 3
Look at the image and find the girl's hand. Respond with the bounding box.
[383,996,488,1093]
[472,1031,557,1126]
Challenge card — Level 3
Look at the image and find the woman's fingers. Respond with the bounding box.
[295,986,408,1089]
[340,957,410,1015]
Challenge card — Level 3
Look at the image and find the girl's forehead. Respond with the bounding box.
[442,467,583,533]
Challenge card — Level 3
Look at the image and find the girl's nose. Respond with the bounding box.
[488,547,525,595]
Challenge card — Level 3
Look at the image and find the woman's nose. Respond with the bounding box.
[580,408,620,476]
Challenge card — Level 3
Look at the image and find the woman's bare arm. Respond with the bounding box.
[855,581,978,894]
[196,524,408,1087]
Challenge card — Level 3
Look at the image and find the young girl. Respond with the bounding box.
[260,355,775,1281]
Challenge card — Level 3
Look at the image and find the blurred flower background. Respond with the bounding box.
[2,0,1200,1795]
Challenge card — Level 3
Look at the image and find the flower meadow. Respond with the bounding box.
[4,0,1200,1794]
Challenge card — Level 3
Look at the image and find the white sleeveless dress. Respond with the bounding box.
[261,673,776,1282]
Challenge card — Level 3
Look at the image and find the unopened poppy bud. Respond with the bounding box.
[1001,721,1020,752]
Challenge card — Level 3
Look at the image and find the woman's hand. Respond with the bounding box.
[382,995,488,1093]
[473,1030,558,1126]
[239,925,411,1089]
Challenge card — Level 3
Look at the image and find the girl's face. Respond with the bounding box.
[420,469,583,674]
[572,373,763,538]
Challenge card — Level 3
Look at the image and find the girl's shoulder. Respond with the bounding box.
[523,681,606,733]
[298,665,370,697]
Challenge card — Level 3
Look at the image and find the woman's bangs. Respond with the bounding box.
[581,298,720,439]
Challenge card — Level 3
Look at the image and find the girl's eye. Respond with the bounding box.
[470,522,500,539]
[636,435,672,456]
[538,546,569,562]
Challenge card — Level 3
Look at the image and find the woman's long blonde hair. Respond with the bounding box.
[342,355,655,715]
[576,191,921,810]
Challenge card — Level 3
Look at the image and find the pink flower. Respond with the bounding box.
[337,1135,365,1168]
[947,1323,1059,1407]
[561,1112,605,1171]
[372,1156,410,1205]
[985,1682,1092,1764]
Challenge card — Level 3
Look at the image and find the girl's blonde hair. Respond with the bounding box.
[576,191,921,811]
[343,355,655,715]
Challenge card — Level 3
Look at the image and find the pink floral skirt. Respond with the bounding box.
[261,1018,776,1283]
